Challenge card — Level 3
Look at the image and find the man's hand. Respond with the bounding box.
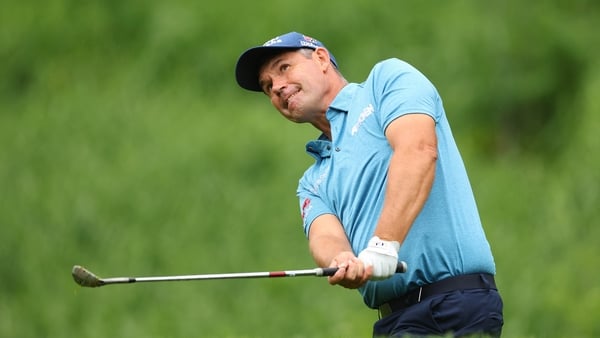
[326,252,371,289]
[358,236,400,280]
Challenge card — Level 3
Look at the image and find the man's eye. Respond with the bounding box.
[280,64,290,72]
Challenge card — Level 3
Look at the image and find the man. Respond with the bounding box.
[235,32,503,337]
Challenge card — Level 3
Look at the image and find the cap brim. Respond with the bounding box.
[235,46,297,92]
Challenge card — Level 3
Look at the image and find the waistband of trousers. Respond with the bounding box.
[378,273,497,318]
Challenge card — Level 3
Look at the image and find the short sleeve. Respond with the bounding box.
[297,178,334,237]
[371,59,441,130]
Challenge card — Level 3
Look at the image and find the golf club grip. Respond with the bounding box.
[321,261,407,277]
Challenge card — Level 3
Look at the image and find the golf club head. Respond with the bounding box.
[72,265,104,287]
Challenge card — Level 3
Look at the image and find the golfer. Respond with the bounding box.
[235,32,503,337]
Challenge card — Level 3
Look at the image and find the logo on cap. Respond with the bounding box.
[263,36,283,47]
[300,35,320,49]
[303,35,319,44]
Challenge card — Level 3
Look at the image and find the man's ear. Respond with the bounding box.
[313,47,333,71]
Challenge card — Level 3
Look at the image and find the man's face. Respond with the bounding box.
[258,49,330,123]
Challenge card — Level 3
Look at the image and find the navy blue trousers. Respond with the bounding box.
[373,289,503,337]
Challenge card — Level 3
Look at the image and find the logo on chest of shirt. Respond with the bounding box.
[351,104,375,136]
[310,164,330,195]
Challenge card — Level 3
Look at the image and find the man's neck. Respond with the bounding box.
[311,118,332,140]
[313,75,347,140]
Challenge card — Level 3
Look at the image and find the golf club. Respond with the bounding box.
[72,261,408,288]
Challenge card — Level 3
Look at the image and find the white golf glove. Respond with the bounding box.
[358,236,400,280]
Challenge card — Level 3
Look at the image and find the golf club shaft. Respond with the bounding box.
[72,261,407,287]
[102,268,335,285]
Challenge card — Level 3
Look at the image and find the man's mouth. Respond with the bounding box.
[285,91,299,108]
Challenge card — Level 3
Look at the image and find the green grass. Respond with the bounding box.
[1,1,600,337]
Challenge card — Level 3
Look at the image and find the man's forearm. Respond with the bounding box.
[308,214,355,267]
[375,138,437,244]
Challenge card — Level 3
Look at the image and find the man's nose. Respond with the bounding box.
[271,77,286,97]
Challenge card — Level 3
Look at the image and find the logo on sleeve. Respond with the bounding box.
[301,198,312,221]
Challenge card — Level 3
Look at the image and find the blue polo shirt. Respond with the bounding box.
[297,58,496,308]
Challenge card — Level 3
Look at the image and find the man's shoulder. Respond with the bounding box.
[363,58,419,84]
[372,58,413,71]
[364,58,434,94]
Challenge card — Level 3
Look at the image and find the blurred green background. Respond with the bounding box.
[1,0,599,337]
